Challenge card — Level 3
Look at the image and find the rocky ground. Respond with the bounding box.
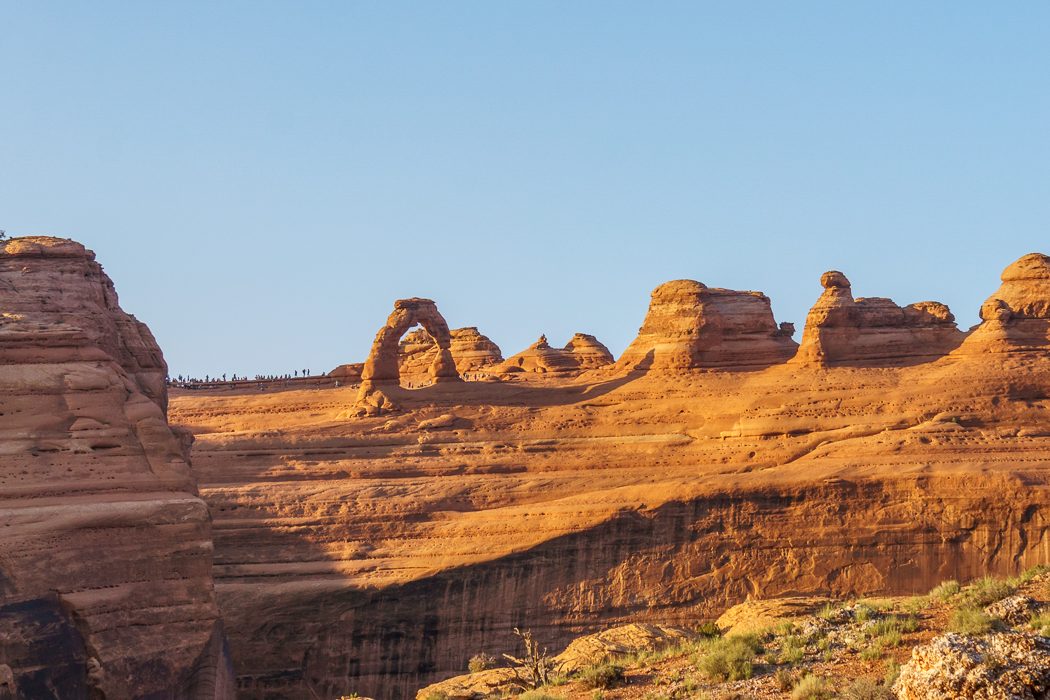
[415,569,1050,699]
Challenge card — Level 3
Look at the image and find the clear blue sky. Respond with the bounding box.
[3,3,1048,378]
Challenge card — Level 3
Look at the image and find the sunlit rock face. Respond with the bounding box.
[0,236,233,699]
[172,253,1050,699]
[617,279,798,371]
[957,253,1050,353]
[792,270,965,365]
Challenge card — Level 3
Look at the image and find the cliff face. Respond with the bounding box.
[169,253,1050,698]
[0,237,232,699]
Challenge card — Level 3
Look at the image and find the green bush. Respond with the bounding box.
[948,606,995,635]
[774,667,796,691]
[839,678,894,700]
[817,603,840,621]
[1020,564,1050,583]
[959,576,1015,607]
[883,661,901,687]
[1029,611,1050,636]
[696,635,760,682]
[695,620,721,637]
[577,663,625,690]
[791,673,834,700]
[854,604,876,623]
[928,579,960,601]
[778,635,806,664]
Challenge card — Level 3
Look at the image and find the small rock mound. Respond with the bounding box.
[986,595,1041,626]
[893,631,1050,700]
[557,622,693,672]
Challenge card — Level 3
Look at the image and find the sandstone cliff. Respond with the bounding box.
[617,280,798,371]
[167,253,1050,698]
[0,237,232,699]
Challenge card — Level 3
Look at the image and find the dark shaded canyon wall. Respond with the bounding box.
[231,474,1049,699]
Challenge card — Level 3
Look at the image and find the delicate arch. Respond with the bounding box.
[360,298,459,386]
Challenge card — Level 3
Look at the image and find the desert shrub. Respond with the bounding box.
[959,576,1015,607]
[1028,611,1050,636]
[883,660,901,687]
[868,614,917,641]
[928,579,960,601]
[774,667,796,691]
[1020,564,1050,583]
[695,620,721,637]
[518,693,564,700]
[877,629,902,649]
[858,641,884,661]
[817,603,840,621]
[696,635,760,682]
[901,595,928,614]
[778,635,806,664]
[948,606,995,635]
[853,604,876,623]
[791,674,833,700]
[590,692,605,700]
[467,652,496,673]
[839,678,893,700]
[774,621,796,636]
[577,663,625,690]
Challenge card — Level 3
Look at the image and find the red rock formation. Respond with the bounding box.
[564,332,614,369]
[0,237,232,698]
[617,280,798,371]
[957,253,1050,353]
[154,252,1050,698]
[356,297,460,414]
[792,271,964,365]
[400,326,503,379]
[495,332,613,374]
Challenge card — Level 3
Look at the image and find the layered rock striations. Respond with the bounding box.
[957,253,1050,354]
[400,326,503,379]
[0,237,232,698]
[167,254,1050,698]
[495,333,613,375]
[617,280,798,371]
[792,271,964,365]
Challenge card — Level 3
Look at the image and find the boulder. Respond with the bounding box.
[894,631,1050,700]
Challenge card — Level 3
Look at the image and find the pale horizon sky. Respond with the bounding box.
[3,3,1049,377]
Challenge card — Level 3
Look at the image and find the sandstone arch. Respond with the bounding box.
[356,298,460,414]
[361,297,460,385]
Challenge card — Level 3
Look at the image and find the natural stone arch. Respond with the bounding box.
[355,298,460,415]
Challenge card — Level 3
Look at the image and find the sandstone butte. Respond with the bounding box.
[3,236,1050,699]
